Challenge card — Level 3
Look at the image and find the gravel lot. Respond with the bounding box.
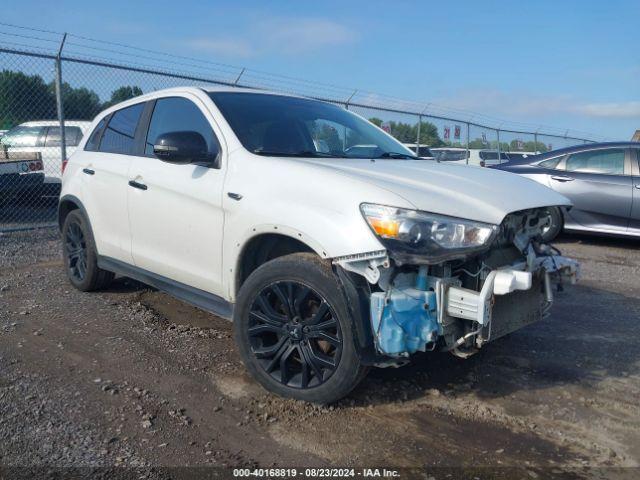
[1,228,639,478]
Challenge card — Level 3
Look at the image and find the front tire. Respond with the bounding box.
[62,209,114,291]
[234,253,367,403]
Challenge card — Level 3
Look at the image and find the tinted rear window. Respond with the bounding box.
[99,103,144,154]
[85,118,107,151]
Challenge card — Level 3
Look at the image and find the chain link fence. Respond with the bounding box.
[0,30,603,232]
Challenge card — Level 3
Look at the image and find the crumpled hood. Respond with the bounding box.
[301,158,571,225]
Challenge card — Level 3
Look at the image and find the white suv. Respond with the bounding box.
[59,87,578,403]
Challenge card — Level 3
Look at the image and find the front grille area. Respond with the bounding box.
[482,274,544,343]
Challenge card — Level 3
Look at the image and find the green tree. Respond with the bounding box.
[0,70,56,129]
[367,118,444,147]
[54,83,102,120]
[103,86,143,109]
[416,121,444,147]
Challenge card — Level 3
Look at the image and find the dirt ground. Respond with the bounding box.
[1,229,639,479]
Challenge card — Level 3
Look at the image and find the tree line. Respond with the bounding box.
[0,70,142,129]
[1,70,549,153]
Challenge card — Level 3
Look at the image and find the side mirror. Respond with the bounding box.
[153,131,219,167]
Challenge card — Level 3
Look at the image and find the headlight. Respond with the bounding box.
[360,203,498,264]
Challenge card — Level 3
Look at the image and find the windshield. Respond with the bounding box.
[433,150,468,161]
[209,92,416,159]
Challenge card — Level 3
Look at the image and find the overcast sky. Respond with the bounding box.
[5,0,639,139]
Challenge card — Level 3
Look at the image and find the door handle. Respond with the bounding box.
[551,175,574,182]
[227,192,243,201]
[128,180,148,191]
[82,168,95,175]
[635,184,640,190]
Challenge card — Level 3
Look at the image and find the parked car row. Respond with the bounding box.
[3,111,638,245]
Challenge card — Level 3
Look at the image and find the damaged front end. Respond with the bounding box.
[335,206,578,364]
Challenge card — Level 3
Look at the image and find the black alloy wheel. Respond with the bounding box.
[247,281,343,389]
[65,221,88,282]
[61,209,114,291]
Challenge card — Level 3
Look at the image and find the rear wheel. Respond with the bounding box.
[234,253,367,403]
[62,209,114,291]
[541,207,563,242]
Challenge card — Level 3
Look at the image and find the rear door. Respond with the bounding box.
[548,147,632,232]
[80,102,146,262]
[127,94,227,296]
[630,147,640,235]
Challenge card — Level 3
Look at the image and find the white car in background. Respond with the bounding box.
[430,147,469,163]
[1,120,91,193]
[431,148,510,167]
[403,143,434,159]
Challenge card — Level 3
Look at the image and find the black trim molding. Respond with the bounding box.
[98,256,234,320]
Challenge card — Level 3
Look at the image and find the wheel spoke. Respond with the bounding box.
[252,336,287,358]
[249,309,285,328]
[279,343,296,385]
[300,342,325,380]
[305,343,336,371]
[296,344,311,388]
[307,318,337,332]
[264,340,290,372]
[306,301,329,326]
[248,323,282,336]
[293,286,310,317]
[256,294,287,323]
[271,284,293,319]
[307,330,340,347]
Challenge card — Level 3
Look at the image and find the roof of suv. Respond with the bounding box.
[96,86,310,118]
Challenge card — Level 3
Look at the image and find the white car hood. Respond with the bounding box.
[302,158,571,225]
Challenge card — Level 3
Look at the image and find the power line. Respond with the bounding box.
[0,21,609,141]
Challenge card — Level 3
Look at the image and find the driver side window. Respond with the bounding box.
[565,149,625,175]
[145,97,220,158]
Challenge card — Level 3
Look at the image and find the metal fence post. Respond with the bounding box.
[54,33,67,164]
[496,129,501,163]
[416,115,422,156]
[465,123,470,165]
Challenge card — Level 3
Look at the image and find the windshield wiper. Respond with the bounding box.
[252,149,340,158]
[375,152,419,159]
